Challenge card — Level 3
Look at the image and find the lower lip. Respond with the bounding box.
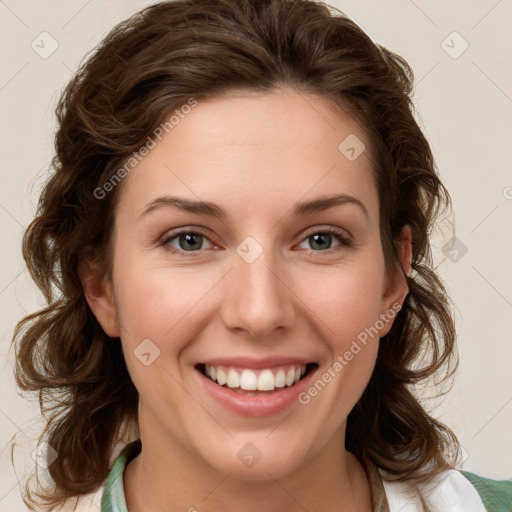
[196,366,317,417]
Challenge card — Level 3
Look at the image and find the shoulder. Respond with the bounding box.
[460,470,512,512]
[380,467,512,512]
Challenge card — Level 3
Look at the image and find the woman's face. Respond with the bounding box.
[85,87,408,479]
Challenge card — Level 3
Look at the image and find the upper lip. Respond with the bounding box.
[197,356,316,369]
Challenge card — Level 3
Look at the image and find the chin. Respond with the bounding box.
[196,433,313,481]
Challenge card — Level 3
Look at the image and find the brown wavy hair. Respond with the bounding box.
[12,0,460,509]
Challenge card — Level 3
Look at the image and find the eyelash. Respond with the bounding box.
[160,227,352,256]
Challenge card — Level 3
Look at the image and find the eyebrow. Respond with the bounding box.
[140,193,369,220]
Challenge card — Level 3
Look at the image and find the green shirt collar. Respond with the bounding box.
[101,440,141,512]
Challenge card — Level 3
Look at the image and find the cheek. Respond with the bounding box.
[297,264,385,347]
[111,266,215,410]
[294,268,384,423]
[113,262,218,354]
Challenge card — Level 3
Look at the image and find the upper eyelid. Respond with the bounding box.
[301,225,351,239]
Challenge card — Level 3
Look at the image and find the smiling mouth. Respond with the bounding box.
[196,363,318,394]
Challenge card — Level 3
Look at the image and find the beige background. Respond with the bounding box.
[1,0,511,509]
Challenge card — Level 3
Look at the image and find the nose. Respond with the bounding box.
[220,244,296,339]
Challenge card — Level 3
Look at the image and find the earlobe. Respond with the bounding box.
[79,258,120,338]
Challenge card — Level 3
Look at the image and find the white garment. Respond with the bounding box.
[381,468,487,512]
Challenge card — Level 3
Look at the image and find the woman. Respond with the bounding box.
[13,0,512,510]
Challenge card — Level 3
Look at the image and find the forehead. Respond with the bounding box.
[116,87,378,222]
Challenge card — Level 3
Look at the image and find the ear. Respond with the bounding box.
[378,224,412,337]
[79,257,120,338]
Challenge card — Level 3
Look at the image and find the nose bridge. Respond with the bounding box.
[221,237,295,338]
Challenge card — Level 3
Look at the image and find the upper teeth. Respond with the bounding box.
[204,365,307,391]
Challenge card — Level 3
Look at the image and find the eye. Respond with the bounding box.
[297,228,351,252]
[160,227,352,256]
[161,230,215,254]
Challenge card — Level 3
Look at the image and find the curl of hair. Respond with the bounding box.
[12,0,459,509]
